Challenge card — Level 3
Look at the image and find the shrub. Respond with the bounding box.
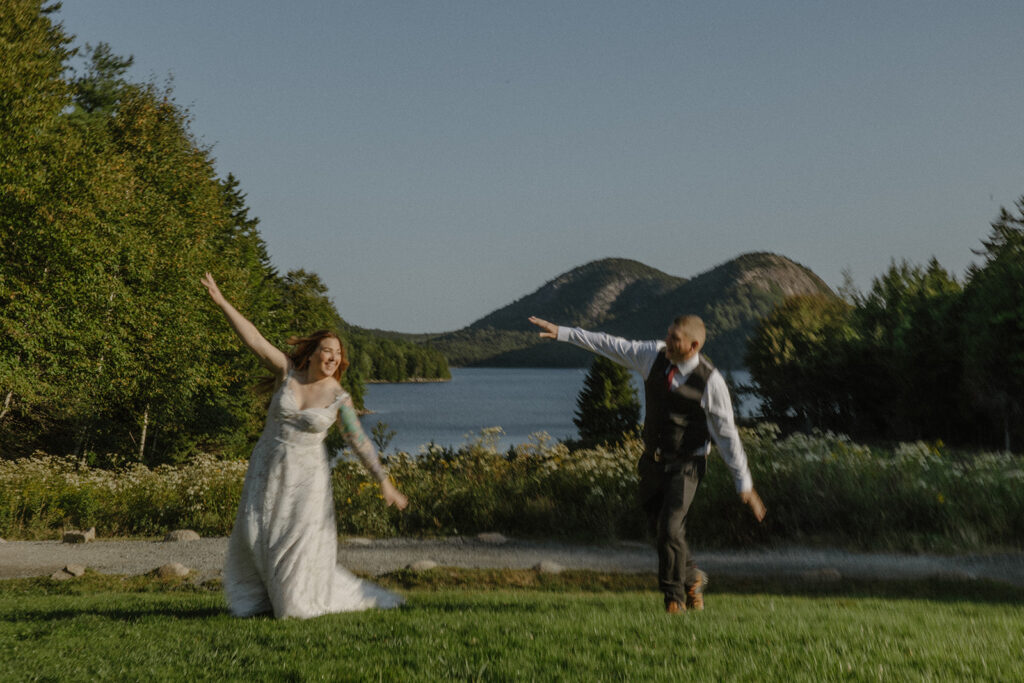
[2,427,1022,552]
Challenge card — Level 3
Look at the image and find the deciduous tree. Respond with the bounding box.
[746,295,858,433]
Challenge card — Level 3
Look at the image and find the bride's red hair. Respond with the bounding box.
[256,330,348,393]
[286,330,349,379]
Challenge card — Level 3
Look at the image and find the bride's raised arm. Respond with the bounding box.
[201,272,288,375]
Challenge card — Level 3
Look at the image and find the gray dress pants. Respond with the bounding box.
[638,453,707,605]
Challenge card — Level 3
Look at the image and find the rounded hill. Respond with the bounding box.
[427,253,835,369]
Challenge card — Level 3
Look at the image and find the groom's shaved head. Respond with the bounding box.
[671,315,706,351]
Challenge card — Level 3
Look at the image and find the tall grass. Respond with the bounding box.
[734,425,1024,551]
[2,425,1022,551]
[0,452,247,539]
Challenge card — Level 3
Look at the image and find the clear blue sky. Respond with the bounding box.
[55,1,1024,332]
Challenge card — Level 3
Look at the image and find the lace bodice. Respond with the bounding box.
[258,371,385,481]
[270,377,345,446]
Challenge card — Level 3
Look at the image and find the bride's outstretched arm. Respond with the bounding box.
[201,272,288,374]
[337,395,409,510]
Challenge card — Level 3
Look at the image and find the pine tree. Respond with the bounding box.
[963,197,1024,451]
[573,356,641,448]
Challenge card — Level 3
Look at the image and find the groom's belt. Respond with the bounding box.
[649,446,707,463]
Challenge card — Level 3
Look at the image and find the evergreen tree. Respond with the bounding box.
[573,356,640,448]
[70,42,133,115]
[963,197,1024,451]
[854,259,966,442]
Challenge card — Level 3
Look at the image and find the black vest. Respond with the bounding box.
[643,351,714,462]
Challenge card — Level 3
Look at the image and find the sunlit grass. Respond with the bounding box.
[2,571,1022,681]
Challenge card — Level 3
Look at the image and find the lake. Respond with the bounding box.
[360,367,756,454]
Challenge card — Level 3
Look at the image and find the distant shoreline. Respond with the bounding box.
[364,377,450,384]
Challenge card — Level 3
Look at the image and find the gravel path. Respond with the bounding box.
[2,536,1023,587]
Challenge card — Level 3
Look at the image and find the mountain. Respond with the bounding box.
[425,253,835,369]
[468,258,684,330]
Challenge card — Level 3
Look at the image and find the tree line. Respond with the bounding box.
[0,3,447,466]
[745,203,1024,452]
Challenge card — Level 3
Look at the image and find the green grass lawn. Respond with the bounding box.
[2,572,1022,681]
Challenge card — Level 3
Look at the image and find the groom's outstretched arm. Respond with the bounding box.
[527,316,658,376]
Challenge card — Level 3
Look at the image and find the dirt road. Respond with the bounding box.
[2,536,1022,586]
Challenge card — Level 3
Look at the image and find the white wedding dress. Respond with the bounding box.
[223,372,403,619]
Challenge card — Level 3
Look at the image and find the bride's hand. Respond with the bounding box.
[380,479,408,511]
[201,272,225,304]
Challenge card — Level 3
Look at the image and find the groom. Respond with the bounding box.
[528,314,766,613]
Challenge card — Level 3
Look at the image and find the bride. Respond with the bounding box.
[202,273,408,619]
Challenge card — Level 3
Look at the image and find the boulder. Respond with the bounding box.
[407,560,439,572]
[476,532,508,545]
[163,529,200,542]
[343,537,374,547]
[534,561,565,575]
[50,564,86,580]
[62,527,96,544]
[156,562,191,579]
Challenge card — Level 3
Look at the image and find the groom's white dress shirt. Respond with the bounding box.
[557,326,754,493]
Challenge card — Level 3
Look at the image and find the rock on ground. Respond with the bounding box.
[155,562,190,579]
[406,560,439,572]
[62,527,96,544]
[50,564,87,580]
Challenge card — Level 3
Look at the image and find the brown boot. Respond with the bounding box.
[685,570,708,611]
